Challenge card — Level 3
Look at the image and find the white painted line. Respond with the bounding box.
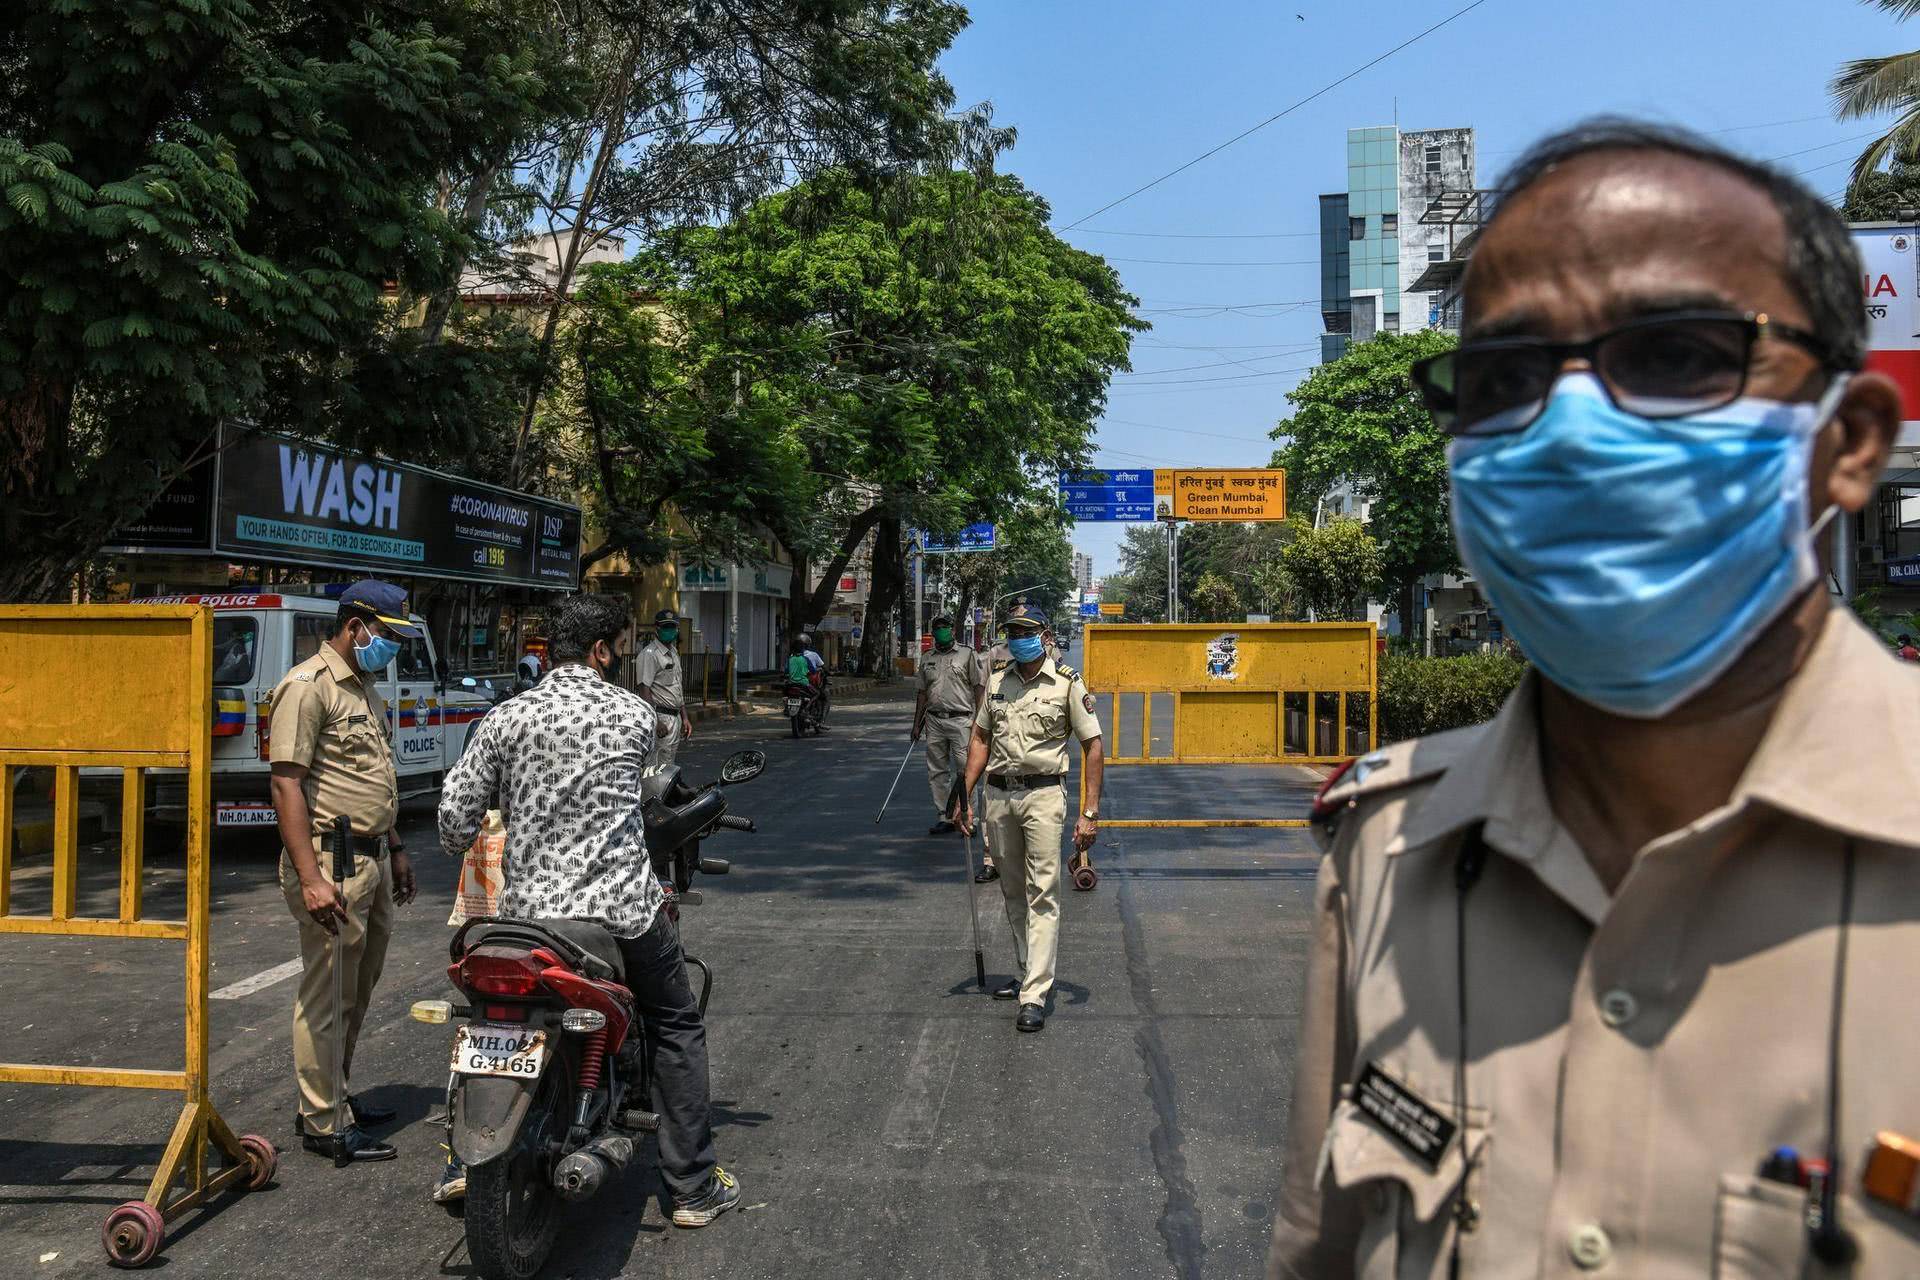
[210,957,305,1001]
[880,1018,964,1149]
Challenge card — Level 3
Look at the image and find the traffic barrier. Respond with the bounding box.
[1079,621,1377,828]
[0,605,275,1267]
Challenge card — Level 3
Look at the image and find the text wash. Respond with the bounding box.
[279,446,403,531]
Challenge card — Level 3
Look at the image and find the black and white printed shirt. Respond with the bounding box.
[437,664,665,938]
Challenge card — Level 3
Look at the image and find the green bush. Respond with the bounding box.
[1379,653,1528,742]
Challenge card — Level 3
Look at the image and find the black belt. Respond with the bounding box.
[929,708,971,718]
[986,773,1064,791]
[318,831,387,857]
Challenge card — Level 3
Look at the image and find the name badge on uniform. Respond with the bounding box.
[1353,1061,1456,1171]
[348,714,369,726]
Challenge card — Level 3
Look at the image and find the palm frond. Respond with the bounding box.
[1845,102,1920,194]
[1867,0,1920,19]
[1831,49,1920,118]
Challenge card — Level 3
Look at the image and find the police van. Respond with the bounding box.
[112,592,496,829]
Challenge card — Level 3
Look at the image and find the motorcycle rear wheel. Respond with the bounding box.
[465,1113,561,1280]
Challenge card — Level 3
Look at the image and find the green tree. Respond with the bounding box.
[1272,330,1457,643]
[1189,572,1242,623]
[0,0,558,600]
[1832,1,1920,198]
[1282,517,1383,623]
[1106,523,1170,623]
[1840,158,1920,220]
[631,168,1140,671]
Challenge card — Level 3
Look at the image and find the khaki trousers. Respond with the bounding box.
[650,709,684,772]
[923,713,972,814]
[280,848,394,1136]
[983,782,1065,1007]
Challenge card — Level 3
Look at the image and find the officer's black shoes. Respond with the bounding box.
[974,863,999,883]
[1016,1004,1046,1033]
[301,1124,397,1165]
[993,978,1021,1000]
[929,819,956,835]
[671,1166,742,1228]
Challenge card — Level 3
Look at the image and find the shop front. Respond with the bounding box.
[680,560,791,675]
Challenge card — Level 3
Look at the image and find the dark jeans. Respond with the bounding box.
[617,910,716,1197]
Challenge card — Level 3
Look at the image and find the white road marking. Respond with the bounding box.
[210,957,305,1001]
[880,1018,964,1149]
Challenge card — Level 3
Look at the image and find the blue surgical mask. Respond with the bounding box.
[353,629,401,674]
[1008,634,1045,662]
[1447,373,1847,719]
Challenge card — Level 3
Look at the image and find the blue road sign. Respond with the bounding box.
[1060,468,1158,522]
[915,521,996,552]
[1079,599,1099,618]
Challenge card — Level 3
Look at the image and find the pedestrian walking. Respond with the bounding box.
[635,608,693,771]
[1273,120,1919,1276]
[912,614,985,836]
[267,579,419,1164]
[951,604,1104,1032]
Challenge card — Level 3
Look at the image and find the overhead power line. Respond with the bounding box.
[1062,0,1492,230]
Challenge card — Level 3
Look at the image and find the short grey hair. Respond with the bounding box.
[1486,117,1866,370]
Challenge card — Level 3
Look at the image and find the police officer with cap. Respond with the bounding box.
[635,608,693,770]
[913,613,984,835]
[268,579,419,1163]
[951,604,1103,1032]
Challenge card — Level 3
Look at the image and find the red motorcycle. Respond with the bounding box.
[411,748,764,1280]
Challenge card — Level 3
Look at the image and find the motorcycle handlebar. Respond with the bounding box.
[716,814,755,833]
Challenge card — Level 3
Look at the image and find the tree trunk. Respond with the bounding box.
[859,515,904,676]
[1400,579,1423,654]
[789,503,885,636]
[0,374,86,602]
[420,155,507,348]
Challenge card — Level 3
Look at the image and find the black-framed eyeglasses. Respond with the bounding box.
[1409,310,1847,438]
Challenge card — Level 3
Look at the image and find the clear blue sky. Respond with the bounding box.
[937,0,1909,581]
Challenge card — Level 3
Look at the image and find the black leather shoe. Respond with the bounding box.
[1016,1004,1046,1033]
[974,864,999,883]
[301,1124,397,1165]
[993,978,1020,1001]
[929,820,955,835]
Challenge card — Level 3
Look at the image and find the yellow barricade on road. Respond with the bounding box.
[0,605,274,1267]
[1079,621,1377,828]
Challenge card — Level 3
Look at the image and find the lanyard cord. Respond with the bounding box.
[1809,839,1858,1264]
[1451,826,1490,1279]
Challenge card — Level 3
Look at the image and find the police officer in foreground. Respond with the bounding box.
[951,605,1103,1032]
[268,580,419,1163]
[635,608,693,770]
[1272,120,1920,1276]
[912,613,985,836]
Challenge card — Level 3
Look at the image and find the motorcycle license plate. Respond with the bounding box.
[785,698,800,715]
[451,1023,548,1079]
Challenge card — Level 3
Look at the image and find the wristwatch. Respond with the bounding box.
[1082,809,1099,821]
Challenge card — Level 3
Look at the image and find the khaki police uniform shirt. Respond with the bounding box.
[268,644,398,838]
[919,644,984,715]
[1270,608,1920,1279]
[973,656,1102,776]
[634,639,681,713]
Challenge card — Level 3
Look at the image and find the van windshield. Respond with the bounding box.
[212,617,259,684]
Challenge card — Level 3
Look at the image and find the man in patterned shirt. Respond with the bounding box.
[437,593,741,1228]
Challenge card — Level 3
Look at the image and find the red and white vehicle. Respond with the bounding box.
[103,592,496,828]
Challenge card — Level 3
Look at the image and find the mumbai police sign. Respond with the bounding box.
[111,430,582,589]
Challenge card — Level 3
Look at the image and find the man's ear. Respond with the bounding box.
[1825,370,1900,514]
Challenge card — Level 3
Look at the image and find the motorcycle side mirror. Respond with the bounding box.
[719,749,766,784]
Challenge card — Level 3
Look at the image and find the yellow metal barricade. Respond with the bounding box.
[1079,621,1377,829]
[0,605,274,1266]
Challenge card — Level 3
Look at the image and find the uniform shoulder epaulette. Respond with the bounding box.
[991,659,1011,673]
[291,671,316,682]
[1309,727,1481,835]
[1056,663,1080,680]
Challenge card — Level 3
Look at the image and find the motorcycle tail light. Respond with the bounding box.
[459,952,544,998]
[483,1004,527,1022]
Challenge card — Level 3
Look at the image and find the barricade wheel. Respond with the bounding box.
[239,1134,278,1190]
[1070,855,1097,891]
[102,1200,164,1268]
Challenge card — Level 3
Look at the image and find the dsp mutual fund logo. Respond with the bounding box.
[277,444,403,530]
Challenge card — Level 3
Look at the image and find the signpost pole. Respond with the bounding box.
[914,538,925,672]
[727,561,739,703]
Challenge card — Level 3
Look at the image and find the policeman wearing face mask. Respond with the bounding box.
[1272,121,1920,1278]
[268,579,419,1164]
[636,608,694,771]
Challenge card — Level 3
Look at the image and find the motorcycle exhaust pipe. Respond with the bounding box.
[554,1135,636,1201]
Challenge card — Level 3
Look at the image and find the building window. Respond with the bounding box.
[1384,311,1400,333]
[1382,213,1398,236]
[1428,241,1445,262]
[1425,145,1442,175]
[1349,216,1365,241]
